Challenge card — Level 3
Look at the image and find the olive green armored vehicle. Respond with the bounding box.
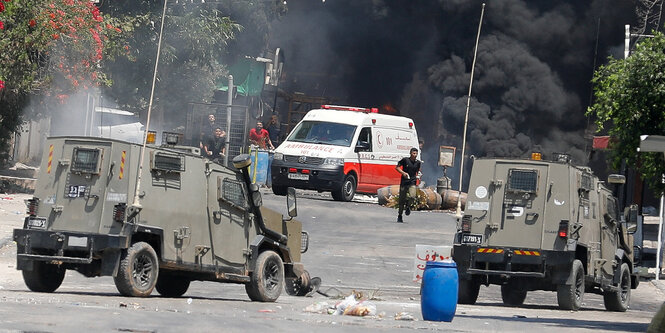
[453,153,638,311]
[13,134,313,302]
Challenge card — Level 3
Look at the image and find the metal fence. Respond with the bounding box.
[186,102,250,162]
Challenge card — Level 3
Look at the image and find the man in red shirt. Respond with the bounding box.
[249,121,274,149]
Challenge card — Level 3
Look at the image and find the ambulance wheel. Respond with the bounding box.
[272,185,287,196]
[245,250,284,302]
[603,263,631,312]
[156,272,190,298]
[557,259,584,310]
[114,242,159,297]
[332,174,356,202]
[22,261,65,293]
[458,278,480,305]
[501,284,527,306]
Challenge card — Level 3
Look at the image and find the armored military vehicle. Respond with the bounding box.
[13,134,313,301]
[453,153,639,311]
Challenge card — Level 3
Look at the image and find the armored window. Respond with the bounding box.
[151,152,184,172]
[219,178,247,209]
[580,173,593,191]
[606,196,618,220]
[507,169,538,193]
[71,148,101,174]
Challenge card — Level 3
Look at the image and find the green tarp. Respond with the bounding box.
[217,58,266,97]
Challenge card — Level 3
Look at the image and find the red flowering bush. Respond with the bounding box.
[0,0,125,98]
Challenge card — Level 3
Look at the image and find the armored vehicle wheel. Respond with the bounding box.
[332,174,356,202]
[501,284,527,306]
[114,242,159,297]
[285,270,311,296]
[458,278,480,305]
[22,261,65,293]
[603,263,631,312]
[156,272,191,298]
[272,185,287,196]
[557,259,585,310]
[245,250,284,302]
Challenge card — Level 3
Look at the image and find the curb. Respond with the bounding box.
[651,280,665,294]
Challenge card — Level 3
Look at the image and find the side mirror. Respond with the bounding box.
[287,187,297,217]
[354,141,370,153]
[624,204,639,234]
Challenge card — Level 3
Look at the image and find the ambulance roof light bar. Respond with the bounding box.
[321,105,379,113]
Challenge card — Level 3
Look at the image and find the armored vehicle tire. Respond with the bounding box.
[285,270,311,296]
[603,263,631,312]
[114,242,159,297]
[22,261,65,293]
[458,278,480,305]
[557,259,585,310]
[332,174,356,202]
[245,250,284,302]
[272,185,287,196]
[501,284,527,306]
[156,272,191,298]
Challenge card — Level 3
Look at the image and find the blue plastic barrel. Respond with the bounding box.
[421,261,458,322]
[249,149,269,185]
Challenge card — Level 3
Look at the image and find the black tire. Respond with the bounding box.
[603,263,631,312]
[114,242,159,297]
[458,278,480,305]
[156,272,191,298]
[245,250,284,302]
[272,185,287,196]
[285,270,311,296]
[22,261,65,293]
[332,174,356,202]
[501,284,527,306]
[557,259,585,310]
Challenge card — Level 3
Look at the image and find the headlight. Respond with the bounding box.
[323,157,344,166]
[274,152,283,160]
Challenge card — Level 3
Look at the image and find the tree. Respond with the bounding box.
[0,0,126,166]
[587,30,665,195]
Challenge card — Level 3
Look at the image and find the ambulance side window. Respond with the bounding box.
[356,127,372,152]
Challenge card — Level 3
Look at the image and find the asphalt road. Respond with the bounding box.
[0,191,663,332]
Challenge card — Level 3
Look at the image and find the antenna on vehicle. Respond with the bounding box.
[131,0,168,212]
[456,3,486,219]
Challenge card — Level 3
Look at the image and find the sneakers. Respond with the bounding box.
[397,215,403,223]
[405,207,411,216]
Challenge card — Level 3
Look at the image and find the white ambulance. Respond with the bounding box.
[271,105,419,201]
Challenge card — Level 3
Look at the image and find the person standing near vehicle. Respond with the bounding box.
[205,127,226,163]
[249,121,274,150]
[395,148,421,223]
[266,114,281,148]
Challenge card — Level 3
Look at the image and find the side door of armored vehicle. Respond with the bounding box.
[486,162,549,249]
[208,167,252,271]
[598,187,620,277]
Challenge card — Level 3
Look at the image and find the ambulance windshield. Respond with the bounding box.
[287,121,357,147]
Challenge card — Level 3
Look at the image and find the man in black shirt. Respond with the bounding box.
[205,127,226,163]
[395,147,421,223]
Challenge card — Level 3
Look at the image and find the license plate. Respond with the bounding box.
[27,217,46,229]
[68,236,88,247]
[462,233,483,245]
[288,173,309,181]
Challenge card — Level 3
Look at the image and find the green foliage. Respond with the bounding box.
[587,31,665,195]
[98,1,242,129]
[0,0,127,167]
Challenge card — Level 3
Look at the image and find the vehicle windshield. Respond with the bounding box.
[287,121,357,147]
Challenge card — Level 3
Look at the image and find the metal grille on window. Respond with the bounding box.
[222,179,247,208]
[153,153,184,172]
[72,148,100,173]
[507,169,538,193]
[580,173,593,191]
